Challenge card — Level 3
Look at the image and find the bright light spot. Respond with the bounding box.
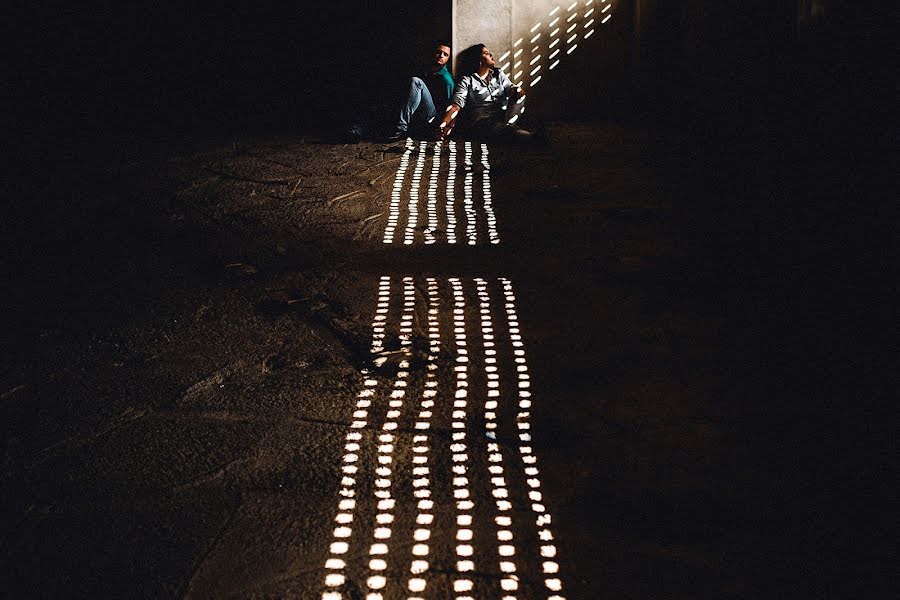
[541,545,557,557]
[408,578,426,592]
[585,28,595,38]
[413,544,429,556]
[367,575,386,589]
[543,561,560,573]
[370,543,388,555]
[325,573,345,587]
[454,580,474,592]
[501,579,519,591]
[331,542,349,554]
[325,558,346,569]
[411,560,429,574]
[550,59,560,70]
[546,578,563,591]
[602,13,611,23]
[456,544,474,556]
[499,545,516,556]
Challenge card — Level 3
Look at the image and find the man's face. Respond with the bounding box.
[480,47,496,69]
[433,45,450,67]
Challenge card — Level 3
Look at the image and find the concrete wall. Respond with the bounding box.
[452,0,632,119]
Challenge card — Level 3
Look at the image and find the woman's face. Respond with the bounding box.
[480,47,496,69]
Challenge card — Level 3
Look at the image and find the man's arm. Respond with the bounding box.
[437,103,462,140]
[498,69,525,103]
[438,76,470,140]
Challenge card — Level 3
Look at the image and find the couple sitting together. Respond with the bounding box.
[389,40,531,142]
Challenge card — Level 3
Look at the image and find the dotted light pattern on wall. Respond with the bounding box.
[382,141,500,246]
[321,277,567,600]
[498,0,615,91]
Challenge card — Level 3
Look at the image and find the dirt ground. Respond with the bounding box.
[3,123,785,599]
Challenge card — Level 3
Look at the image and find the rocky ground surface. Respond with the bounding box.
[3,123,761,598]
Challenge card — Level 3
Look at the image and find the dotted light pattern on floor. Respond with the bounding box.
[384,140,415,244]
[476,278,521,597]
[480,144,500,245]
[498,0,615,91]
[321,277,567,600]
[449,277,476,598]
[404,141,429,246]
[405,278,440,598]
[364,277,416,600]
[500,278,566,600]
[424,143,442,244]
[321,276,393,599]
[382,141,499,246]
[446,140,459,244]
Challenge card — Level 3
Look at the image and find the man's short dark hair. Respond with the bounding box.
[433,39,451,50]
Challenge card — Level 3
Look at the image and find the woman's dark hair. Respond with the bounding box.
[456,44,486,75]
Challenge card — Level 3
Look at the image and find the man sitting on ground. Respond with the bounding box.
[389,40,455,141]
[438,44,530,141]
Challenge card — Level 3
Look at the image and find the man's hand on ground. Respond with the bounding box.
[437,122,454,141]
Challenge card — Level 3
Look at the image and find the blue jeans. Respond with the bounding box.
[397,77,436,133]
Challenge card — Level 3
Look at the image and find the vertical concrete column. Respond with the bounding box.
[452,0,512,74]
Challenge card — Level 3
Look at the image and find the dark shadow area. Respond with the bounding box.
[629,1,890,596]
